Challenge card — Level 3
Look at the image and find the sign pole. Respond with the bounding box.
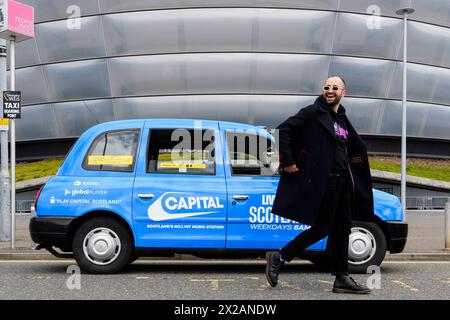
[0,0,35,247]
[0,44,9,242]
[10,34,15,249]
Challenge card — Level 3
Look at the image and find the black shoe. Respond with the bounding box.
[332,275,371,294]
[265,252,284,287]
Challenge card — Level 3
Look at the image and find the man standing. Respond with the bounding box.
[265,76,373,294]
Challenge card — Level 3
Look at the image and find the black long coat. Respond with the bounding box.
[271,95,374,227]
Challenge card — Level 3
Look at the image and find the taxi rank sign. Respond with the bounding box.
[3,91,21,119]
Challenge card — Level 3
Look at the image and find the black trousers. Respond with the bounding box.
[280,172,352,276]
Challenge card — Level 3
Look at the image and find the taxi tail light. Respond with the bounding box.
[34,184,45,210]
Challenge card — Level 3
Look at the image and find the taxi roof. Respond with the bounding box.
[88,118,265,131]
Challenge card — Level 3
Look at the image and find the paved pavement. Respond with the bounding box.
[0,211,449,260]
[0,211,449,301]
[0,260,449,300]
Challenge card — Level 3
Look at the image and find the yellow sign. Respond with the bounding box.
[0,118,8,130]
[159,162,206,169]
[88,156,133,166]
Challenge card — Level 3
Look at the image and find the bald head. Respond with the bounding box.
[325,76,346,89]
[322,76,346,110]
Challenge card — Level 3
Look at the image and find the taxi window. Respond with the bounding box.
[226,131,279,176]
[147,129,215,175]
[83,130,140,172]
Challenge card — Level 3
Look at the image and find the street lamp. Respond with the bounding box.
[396,2,415,213]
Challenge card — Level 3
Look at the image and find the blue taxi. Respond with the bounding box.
[30,119,408,274]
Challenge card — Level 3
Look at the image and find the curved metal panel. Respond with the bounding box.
[389,62,450,105]
[36,16,106,63]
[99,0,339,14]
[109,53,329,96]
[408,21,450,68]
[10,66,49,105]
[329,56,394,98]
[16,104,60,140]
[333,13,402,60]
[44,59,111,101]
[103,8,335,56]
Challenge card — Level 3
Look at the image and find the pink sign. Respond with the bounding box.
[0,0,34,41]
[7,0,34,38]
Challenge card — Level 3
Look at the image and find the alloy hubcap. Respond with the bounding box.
[348,227,376,265]
[83,228,121,265]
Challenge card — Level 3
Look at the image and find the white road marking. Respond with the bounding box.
[440,277,450,284]
[279,281,301,290]
[31,275,52,279]
[135,276,152,280]
[190,278,235,291]
[392,279,419,292]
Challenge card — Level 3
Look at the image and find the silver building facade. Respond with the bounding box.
[8,0,450,159]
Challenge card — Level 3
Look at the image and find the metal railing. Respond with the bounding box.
[15,200,34,215]
[445,200,450,249]
[406,196,449,210]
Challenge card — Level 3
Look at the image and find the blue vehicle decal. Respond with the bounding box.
[147,192,225,221]
[37,176,134,225]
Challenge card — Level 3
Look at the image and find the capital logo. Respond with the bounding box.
[147,192,224,221]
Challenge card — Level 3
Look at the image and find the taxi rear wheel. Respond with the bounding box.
[73,217,132,274]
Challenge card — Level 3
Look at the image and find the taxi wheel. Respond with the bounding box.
[308,222,387,274]
[348,222,387,274]
[72,217,132,274]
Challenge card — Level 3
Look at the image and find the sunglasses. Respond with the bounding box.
[323,85,341,91]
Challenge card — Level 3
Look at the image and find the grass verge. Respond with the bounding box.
[11,156,450,183]
[368,156,450,182]
[15,158,64,182]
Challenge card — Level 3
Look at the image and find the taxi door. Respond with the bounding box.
[221,124,324,251]
[132,120,227,249]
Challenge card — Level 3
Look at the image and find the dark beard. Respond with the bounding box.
[323,94,341,107]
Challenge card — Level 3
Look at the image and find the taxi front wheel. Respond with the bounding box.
[72,217,133,274]
[348,221,387,274]
[308,222,387,274]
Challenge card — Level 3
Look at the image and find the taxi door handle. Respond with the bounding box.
[138,194,155,199]
[232,195,249,200]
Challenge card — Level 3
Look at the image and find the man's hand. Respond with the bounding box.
[283,164,299,173]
